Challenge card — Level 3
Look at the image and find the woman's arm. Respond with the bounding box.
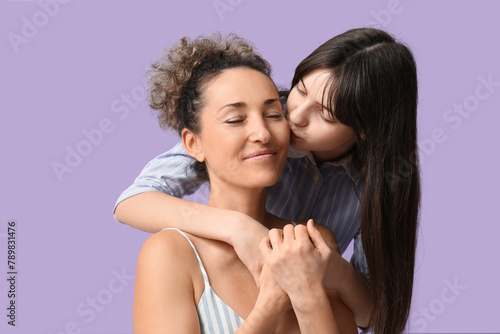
[235,265,297,334]
[260,221,357,334]
[133,229,202,334]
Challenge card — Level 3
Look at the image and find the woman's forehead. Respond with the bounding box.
[205,68,278,101]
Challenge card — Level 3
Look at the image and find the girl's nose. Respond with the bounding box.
[288,103,308,127]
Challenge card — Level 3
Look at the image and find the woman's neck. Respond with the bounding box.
[207,183,271,227]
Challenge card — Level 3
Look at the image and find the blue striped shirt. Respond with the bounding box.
[115,143,369,276]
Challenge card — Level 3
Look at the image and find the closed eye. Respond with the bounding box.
[296,86,306,96]
[225,118,245,124]
[320,109,336,123]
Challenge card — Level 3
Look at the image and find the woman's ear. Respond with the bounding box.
[182,129,205,162]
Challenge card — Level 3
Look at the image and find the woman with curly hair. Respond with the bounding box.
[121,28,421,334]
[133,34,357,333]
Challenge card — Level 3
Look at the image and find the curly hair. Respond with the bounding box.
[147,33,272,182]
[148,33,272,135]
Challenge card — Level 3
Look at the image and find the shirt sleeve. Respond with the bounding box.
[113,142,203,212]
[350,229,370,278]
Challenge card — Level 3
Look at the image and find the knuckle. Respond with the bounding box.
[295,224,307,232]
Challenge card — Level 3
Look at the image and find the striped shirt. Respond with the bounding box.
[115,143,369,276]
[162,228,244,333]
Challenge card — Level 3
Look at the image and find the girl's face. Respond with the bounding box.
[190,67,289,190]
[287,68,356,162]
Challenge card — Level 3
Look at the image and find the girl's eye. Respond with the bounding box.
[296,86,306,96]
[321,114,336,124]
[322,117,335,124]
[320,109,336,123]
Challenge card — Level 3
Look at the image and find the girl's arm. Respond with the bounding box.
[117,192,268,283]
[296,221,372,328]
[115,143,268,282]
[260,221,357,334]
[323,243,373,328]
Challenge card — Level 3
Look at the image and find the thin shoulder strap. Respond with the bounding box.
[161,228,210,286]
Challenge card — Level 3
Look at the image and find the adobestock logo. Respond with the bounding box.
[48,267,134,334]
[7,0,71,54]
[410,277,467,333]
[366,0,407,29]
[212,0,243,21]
[384,73,499,191]
[51,83,146,183]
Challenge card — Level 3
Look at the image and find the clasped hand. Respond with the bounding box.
[259,220,333,300]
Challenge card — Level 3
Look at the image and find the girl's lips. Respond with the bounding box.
[290,129,299,139]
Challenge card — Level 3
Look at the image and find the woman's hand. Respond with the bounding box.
[260,220,348,334]
[259,219,332,296]
[258,264,292,313]
[235,265,295,333]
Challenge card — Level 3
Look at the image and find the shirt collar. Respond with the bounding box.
[288,147,363,185]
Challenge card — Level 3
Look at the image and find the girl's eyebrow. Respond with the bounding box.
[302,78,332,113]
[300,79,306,89]
[320,98,332,114]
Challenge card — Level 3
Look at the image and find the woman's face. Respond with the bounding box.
[193,67,289,189]
[287,68,357,162]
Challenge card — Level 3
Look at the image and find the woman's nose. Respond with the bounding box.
[248,117,271,143]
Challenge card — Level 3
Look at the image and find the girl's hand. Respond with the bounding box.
[229,216,269,285]
[259,219,332,295]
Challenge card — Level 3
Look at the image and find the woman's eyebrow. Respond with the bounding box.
[218,98,279,113]
[217,102,246,113]
[264,98,279,105]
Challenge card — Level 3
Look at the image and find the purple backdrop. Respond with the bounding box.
[1,1,499,333]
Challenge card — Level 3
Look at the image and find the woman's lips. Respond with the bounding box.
[244,150,277,161]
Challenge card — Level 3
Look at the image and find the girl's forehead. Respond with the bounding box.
[302,68,333,86]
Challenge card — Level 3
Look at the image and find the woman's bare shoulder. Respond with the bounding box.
[134,231,203,333]
[138,229,199,274]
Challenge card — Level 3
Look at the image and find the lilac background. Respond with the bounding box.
[1,1,499,333]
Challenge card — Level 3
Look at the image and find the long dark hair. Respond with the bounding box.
[292,28,420,334]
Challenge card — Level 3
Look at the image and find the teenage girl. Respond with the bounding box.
[117,28,420,334]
